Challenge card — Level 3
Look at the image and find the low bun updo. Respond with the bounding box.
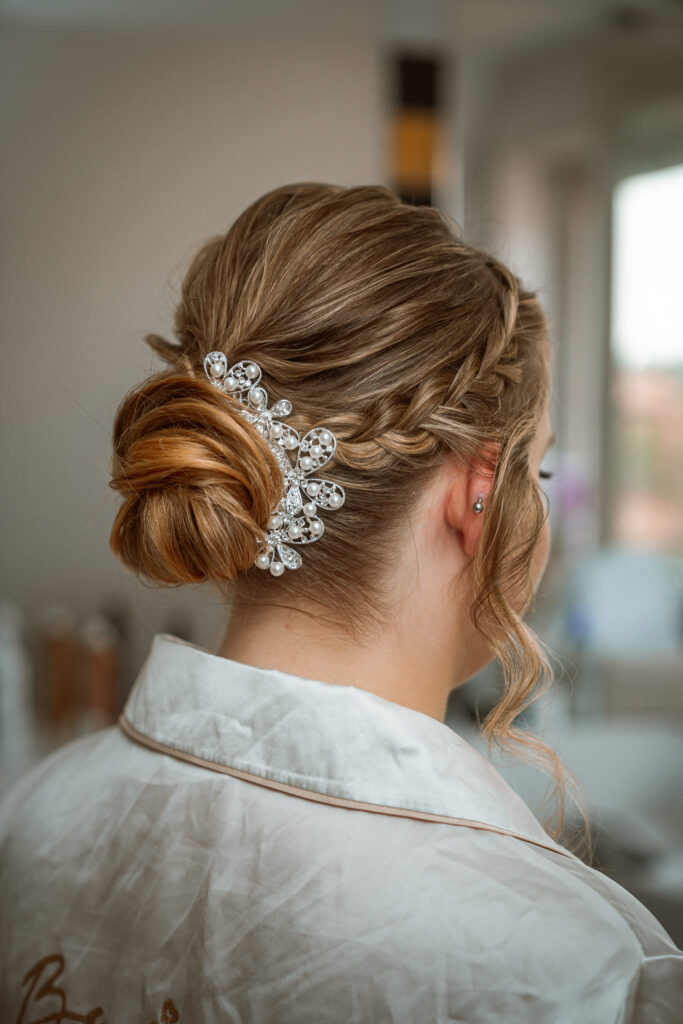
[108,181,588,853]
[109,367,284,585]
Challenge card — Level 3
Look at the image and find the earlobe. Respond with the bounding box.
[444,480,490,560]
[443,443,498,559]
[461,492,488,558]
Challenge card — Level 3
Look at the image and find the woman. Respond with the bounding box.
[1,183,681,1022]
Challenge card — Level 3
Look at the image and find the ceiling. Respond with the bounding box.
[1,0,682,54]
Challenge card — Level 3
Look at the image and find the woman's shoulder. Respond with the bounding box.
[301,813,682,1020]
[526,836,679,953]
[411,826,683,1018]
[0,725,123,836]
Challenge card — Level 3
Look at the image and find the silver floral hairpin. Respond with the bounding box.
[203,351,345,576]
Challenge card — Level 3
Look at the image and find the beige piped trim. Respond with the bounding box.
[118,714,577,862]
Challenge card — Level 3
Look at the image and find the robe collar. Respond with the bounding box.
[119,633,577,861]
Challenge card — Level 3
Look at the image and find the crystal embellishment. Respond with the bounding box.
[203,351,345,576]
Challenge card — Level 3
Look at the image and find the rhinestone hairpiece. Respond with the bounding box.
[203,351,345,576]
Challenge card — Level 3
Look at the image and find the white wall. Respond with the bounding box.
[0,20,384,667]
[4,7,683,679]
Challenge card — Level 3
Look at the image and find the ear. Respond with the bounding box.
[444,442,500,559]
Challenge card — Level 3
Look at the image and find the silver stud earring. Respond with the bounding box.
[472,495,484,514]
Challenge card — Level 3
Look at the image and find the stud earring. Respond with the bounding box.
[472,495,484,514]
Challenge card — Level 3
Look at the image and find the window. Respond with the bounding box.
[610,164,683,556]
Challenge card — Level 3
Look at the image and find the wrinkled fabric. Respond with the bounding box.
[0,632,681,1023]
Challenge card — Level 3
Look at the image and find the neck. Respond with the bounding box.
[215,578,478,724]
[215,464,496,721]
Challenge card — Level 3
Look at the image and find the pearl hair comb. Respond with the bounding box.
[203,352,345,576]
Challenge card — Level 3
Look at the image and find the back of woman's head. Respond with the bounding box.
[109,182,587,854]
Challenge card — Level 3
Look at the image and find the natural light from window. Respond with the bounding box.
[610,164,683,555]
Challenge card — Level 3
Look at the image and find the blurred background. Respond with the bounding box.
[1,0,682,940]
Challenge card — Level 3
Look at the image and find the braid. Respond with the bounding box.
[109,183,590,858]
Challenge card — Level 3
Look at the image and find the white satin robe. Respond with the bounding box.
[1,632,681,1023]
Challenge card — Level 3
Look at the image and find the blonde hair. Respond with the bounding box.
[110,182,590,857]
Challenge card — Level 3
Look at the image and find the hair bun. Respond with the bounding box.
[108,370,283,585]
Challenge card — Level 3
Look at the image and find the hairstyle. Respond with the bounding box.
[109,182,590,857]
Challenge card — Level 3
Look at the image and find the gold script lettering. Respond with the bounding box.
[17,953,105,1023]
[17,954,179,1024]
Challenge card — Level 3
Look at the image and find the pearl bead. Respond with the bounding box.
[319,429,332,444]
[288,523,303,540]
[284,434,298,450]
[255,553,271,570]
[250,387,265,406]
[300,455,313,471]
[270,423,284,438]
[303,502,317,517]
[225,375,237,388]
[269,560,285,576]
[310,520,323,536]
[209,362,223,378]
[306,481,321,496]
[246,363,259,378]
[329,492,342,508]
[268,513,282,530]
